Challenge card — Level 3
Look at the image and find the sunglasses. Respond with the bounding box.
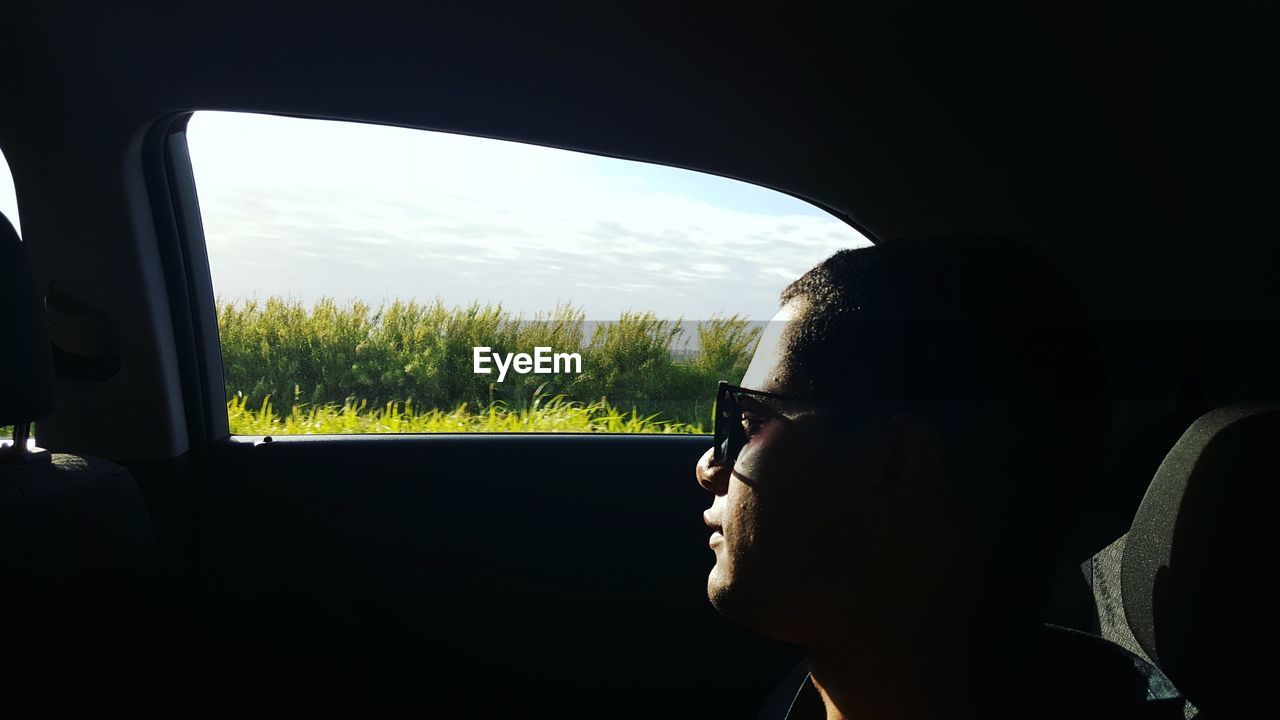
[710,380,835,469]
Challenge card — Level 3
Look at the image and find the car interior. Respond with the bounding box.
[2,3,1276,718]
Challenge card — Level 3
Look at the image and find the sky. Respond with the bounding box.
[1,112,872,321]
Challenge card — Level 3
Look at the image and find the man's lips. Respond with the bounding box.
[702,510,722,532]
[703,511,724,547]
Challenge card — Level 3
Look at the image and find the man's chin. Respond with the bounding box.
[706,565,740,615]
[707,569,761,625]
[707,567,802,643]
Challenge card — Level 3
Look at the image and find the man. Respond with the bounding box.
[694,236,1182,719]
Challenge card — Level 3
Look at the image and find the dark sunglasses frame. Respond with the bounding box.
[710,380,835,469]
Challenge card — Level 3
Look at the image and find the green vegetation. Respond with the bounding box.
[226,394,703,435]
[218,296,759,434]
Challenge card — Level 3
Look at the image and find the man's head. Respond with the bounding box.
[697,235,1109,649]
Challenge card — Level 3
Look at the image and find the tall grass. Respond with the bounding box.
[217,296,759,433]
[226,394,703,435]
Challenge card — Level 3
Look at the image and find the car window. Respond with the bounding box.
[0,146,18,238]
[1,145,20,443]
[186,111,871,434]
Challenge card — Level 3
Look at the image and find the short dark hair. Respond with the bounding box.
[779,235,1110,569]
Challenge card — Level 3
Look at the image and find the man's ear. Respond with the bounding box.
[869,412,944,515]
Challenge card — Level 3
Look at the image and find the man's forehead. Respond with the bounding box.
[740,299,811,398]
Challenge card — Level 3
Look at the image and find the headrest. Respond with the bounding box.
[1121,403,1280,713]
[0,211,55,426]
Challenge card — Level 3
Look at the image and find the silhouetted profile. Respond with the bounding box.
[695,236,1182,719]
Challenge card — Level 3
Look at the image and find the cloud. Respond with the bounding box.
[189,111,872,320]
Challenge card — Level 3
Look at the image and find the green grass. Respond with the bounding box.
[226,394,704,435]
[218,296,759,433]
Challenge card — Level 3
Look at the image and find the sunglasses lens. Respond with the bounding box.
[712,387,742,468]
[714,435,729,466]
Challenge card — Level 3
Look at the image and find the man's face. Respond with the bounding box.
[697,298,895,644]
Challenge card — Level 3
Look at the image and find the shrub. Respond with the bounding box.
[217,296,761,432]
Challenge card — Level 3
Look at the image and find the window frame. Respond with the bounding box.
[148,113,231,445]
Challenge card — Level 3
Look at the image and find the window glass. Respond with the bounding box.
[1,146,19,443]
[186,111,871,434]
[0,145,19,237]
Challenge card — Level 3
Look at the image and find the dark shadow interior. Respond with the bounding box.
[2,3,1277,717]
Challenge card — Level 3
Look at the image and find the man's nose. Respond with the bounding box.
[695,446,731,496]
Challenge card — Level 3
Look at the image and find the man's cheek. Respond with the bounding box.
[737,436,807,485]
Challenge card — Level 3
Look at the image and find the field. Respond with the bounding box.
[217,296,759,434]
